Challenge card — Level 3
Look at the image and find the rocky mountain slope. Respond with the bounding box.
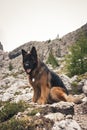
[0,23,87,130]
[0,49,87,129]
[9,23,87,60]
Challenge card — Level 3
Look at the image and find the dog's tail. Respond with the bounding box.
[64,94,82,104]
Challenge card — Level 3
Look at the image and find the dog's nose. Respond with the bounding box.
[25,63,29,67]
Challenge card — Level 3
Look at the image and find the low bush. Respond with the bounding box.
[0,101,26,122]
[47,50,59,68]
[0,119,26,130]
[8,62,13,71]
[66,36,87,77]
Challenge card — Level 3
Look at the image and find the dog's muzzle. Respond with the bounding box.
[24,63,31,74]
[26,69,31,74]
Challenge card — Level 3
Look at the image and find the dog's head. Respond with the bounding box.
[22,46,38,74]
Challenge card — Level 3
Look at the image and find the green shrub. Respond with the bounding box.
[71,81,78,87]
[70,82,79,94]
[0,102,26,122]
[0,119,26,130]
[47,50,59,68]
[66,36,87,77]
[8,62,13,71]
[47,39,51,43]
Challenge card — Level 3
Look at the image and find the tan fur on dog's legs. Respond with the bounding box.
[32,87,41,103]
[37,86,50,105]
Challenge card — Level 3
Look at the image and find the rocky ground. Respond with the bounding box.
[0,50,87,130]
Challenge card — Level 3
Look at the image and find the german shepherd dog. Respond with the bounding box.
[22,47,81,104]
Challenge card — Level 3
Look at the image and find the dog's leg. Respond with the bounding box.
[37,72,51,105]
[33,87,41,103]
[37,86,50,105]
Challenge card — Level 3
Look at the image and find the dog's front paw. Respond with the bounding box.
[37,97,46,105]
[32,96,37,103]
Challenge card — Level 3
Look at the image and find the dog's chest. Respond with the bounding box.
[31,78,35,82]
[29,76,38,87]
[29,77,35,84]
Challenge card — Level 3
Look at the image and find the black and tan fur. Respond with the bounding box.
[22,47,81,105]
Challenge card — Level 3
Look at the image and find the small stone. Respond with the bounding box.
[36,112,40,116]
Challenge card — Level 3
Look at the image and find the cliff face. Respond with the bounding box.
[8,23,87,60]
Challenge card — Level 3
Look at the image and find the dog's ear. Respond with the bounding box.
[30,46,37,58]
[21,49,27,56]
